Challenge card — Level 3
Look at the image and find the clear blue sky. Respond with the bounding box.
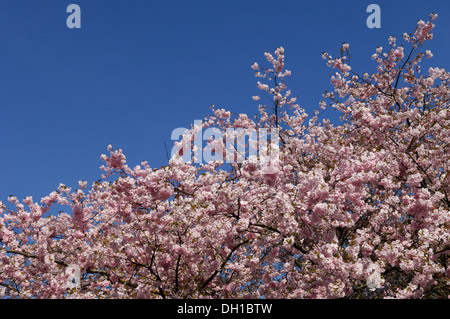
[0,0,449,203]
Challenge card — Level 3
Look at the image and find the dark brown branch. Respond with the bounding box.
[5,249,68,267]
[175,254,181,293]
[200,239,249,290]
[4,248,138,289]
[394,46,415,90]
[129,257,166,299]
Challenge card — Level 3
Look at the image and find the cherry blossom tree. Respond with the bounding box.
[0,13,448,299]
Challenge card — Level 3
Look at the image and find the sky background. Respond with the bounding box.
[0,0,449,204]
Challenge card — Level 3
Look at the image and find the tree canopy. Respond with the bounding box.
[0,14,448,299]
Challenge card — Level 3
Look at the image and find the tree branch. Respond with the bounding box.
[200,239,249,290]
[3,248,138,289]
[5,249,68,267]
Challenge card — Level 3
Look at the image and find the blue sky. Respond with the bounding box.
[0,0,449,203]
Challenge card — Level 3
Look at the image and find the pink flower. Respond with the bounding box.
[407,173,423,187]
[393,46,404,59]
[257,82,269,91]
[78,180,87,190]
